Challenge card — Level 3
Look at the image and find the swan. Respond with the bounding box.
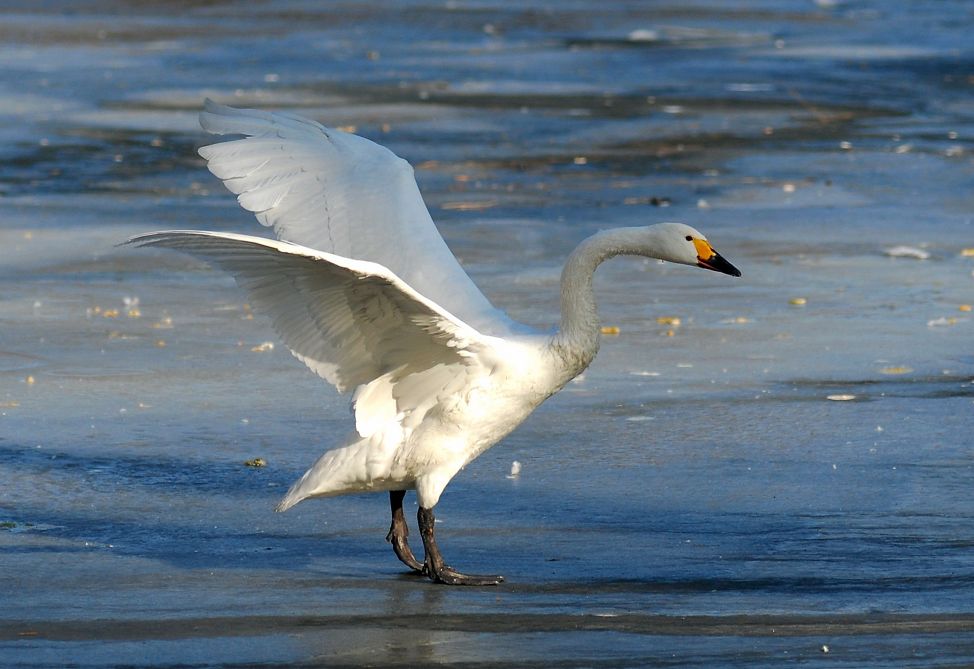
[126,100,741,585]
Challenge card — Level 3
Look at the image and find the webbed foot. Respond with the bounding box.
[422,562,504,586]
[417,505,504,586]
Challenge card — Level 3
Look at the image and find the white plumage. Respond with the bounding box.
[126,100,741,584]
[196,101,515,337]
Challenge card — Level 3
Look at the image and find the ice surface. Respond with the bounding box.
[2,1,973,667]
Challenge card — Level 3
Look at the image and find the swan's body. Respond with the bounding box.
[127,100,740,584]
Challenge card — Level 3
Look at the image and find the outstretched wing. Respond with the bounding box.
[125,230,502,441]
[197,99,516,337]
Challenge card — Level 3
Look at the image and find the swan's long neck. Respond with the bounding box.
[550,227,656,370]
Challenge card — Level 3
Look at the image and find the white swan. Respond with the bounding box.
[126,100,741,585]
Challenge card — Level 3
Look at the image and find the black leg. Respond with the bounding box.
[386,490,423,572]
[417,506,504,586]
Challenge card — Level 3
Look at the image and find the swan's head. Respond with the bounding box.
[648,222,741,277]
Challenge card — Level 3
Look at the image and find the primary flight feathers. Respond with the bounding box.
[196,98,515,337]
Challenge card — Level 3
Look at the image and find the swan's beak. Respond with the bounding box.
[698,250,741,277]
[693,239,742,277]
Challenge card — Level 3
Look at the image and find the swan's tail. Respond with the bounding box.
[274,435,394,512]
[275,475,315,513]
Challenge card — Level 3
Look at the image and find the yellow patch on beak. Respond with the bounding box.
[692,237,715,261]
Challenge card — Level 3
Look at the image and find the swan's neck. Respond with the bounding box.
[550,227,654,370]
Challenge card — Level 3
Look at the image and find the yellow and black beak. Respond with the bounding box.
[693,238,742,277]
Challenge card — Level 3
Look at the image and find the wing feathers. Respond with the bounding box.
[200,99,326,138]
[125,230,495,458]
[197,100,518,336]
[123,231,489,400]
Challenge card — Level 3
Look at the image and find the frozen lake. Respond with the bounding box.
[2,1,973,666]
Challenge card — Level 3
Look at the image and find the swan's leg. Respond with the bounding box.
[417,506,504,586]
[386,490,423,572]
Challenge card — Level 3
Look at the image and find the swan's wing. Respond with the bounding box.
[125,230,503,441]
[197,99,516,337]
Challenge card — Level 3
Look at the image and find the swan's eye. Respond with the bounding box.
[685,235,693,242]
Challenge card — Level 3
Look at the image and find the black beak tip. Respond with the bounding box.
[699,253,742,278]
